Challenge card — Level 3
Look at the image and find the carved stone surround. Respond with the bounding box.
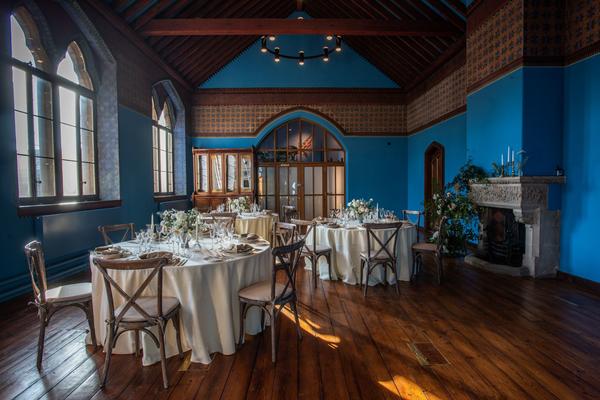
[467,176,566,278]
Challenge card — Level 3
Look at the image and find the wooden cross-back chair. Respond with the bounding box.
[282,205,298,223]
[92,256,183,389]
[412,216,448,285]
[291,219,332,288]
[272,222,298,248]
[238,238,306,363]
[98,223,136,245]
[207,212,237,230]
[402,210,424,242]
[360,222,403,297]
[24,240,97,370]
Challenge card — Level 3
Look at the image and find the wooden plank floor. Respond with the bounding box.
[2,259,600,400]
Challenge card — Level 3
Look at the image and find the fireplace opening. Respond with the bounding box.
[481,208,525,268]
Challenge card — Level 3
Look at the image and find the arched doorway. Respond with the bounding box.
[424,142,445,228]
[256,118,345,219]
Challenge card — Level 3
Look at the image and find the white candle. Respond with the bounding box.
[195,215,199,241]
[501,154,504,166]
[512,150,515,164]
[150,214,154,232]
[507,146,511,163]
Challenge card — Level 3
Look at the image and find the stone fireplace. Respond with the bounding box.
[466,176,565,278]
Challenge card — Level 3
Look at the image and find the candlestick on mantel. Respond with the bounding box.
[508,146,511,163]
[501,154,504,166]
[150,214,154,233]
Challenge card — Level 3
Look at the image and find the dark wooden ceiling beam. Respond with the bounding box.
[132,0,178,30]
[349,37,418,79]
[444,0,467,18]
[140,18,460,37]
[82,0,192,90]
[426,0,466,31]
[122,0,153,21]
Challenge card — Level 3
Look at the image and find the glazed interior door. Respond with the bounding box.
[278,165,299,216]
[425,143,444,229]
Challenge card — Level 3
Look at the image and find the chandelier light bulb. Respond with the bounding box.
[335,36,342,52]
[261,37,267,53]
[274,47,280,62]
[299,51,305,66]
[323,47,329,62]
[269,35,276,41]
[326,34,333,41]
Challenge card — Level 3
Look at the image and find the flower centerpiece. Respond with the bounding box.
[347,198,374,221]
[158,208,203,243]
[228,196,250,213]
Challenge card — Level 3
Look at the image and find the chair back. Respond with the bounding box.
[282,205,298,222]
[363,222,403,262]
[24,240,48,304]
[402,210,424,241]
[209,212,237,228]
[290,219,316,254]
[98,223,136,245]
[92,257,170,325]
[273,222,298,248]
[271,239,305,303]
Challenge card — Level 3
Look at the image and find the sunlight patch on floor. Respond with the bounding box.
[379,375,440,400]
[280,307,341,344]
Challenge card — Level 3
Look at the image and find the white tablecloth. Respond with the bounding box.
[235,213,277,242]
[89,239,271,365]
[305,223,417,285]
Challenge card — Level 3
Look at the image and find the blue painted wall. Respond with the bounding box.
[201,13,398,89]
[466,68,524,173]
[406,113,467,223]
[192,109,408,214]
[561,54,600,283]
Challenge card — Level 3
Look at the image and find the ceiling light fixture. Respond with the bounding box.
[260,35,342,65]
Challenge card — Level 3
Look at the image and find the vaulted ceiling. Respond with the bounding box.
[98,0,466,90]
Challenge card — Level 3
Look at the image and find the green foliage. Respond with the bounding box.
[449,159,488,193]
[425,160,484,256]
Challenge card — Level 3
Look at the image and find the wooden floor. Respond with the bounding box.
[1,259,600,400]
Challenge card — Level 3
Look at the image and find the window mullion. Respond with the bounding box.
[53,81,63,199]
[76,92,82,197]
[26,69,37,200]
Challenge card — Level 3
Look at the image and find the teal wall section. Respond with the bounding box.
[466,68,524,173]
[406,113,467,224]
[192,109,408,215]
[200,12,397,89]
[561,54,600,283]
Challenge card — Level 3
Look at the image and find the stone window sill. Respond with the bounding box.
[17,200,122,217]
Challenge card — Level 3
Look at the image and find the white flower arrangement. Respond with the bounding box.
[159,208,201,235]
[347,198,374,218]
[229,196,250,213]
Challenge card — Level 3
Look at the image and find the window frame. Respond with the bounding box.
[152,100,175,196]
[10,56,99,205]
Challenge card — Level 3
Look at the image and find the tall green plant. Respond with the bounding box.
[424,160,486,256]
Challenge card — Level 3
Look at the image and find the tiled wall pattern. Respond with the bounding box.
[523,0,565,58]
[466,0,524,89]
[406,66,466,133]
[565,0,600,57]
[192,103,406,136]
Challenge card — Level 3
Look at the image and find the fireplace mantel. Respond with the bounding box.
[469,176,565,223]
[467,176,565,278]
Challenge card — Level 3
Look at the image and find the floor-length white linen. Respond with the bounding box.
[305,223,417,285]
[90,239,271,365]
[235,213,277,242]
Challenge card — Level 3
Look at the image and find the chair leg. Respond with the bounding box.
[363,264,370,297]
[359,259,364,289]
[85,301,97,349]
[270,305,277,363]
[291,301,302,340]
[173,311,183,359]
[134,330,140,357]
[326,253,332,282]
[393,261,400,296]
[312,255,318,289]
[36,308,47,370]
[158,323,169,389]
[238,302,247,347]
[101,323,114,388]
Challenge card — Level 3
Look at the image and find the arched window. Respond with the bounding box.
[152,96,174,194]
[10,7,97,203]
[256,118,345,219]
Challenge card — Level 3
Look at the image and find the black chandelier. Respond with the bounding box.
[260,35,342,65]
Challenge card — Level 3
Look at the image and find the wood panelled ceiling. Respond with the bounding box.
[99,0,465,90]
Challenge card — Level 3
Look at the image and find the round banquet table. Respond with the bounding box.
[305,223,417,285]
[235,213,278,242]
[89,237,271,365]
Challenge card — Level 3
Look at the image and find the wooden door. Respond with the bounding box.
[424,142,444,229]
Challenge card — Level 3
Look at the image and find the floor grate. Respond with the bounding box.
[408,342,449,366]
